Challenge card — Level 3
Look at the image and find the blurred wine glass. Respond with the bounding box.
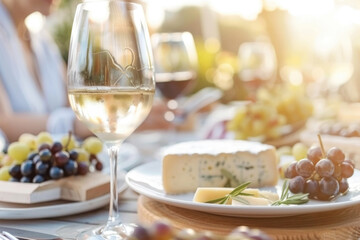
[151,32,198,123]
[310,33,353,96]
[238,41,277,100]
[67,1,155,239]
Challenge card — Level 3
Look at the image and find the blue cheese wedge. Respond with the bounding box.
[162,140,278,194]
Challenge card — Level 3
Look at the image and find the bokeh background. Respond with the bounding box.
[26,0,360,103]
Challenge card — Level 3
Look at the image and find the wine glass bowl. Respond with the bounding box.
[67,1,155,239]
[238,41,277,83]
[311,33,353,95]
[151,32,198,122]
[238,41,277,100]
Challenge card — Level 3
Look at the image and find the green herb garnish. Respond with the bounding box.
[221,169,240,187]
[205,181,253,205]
[271,180,309,206]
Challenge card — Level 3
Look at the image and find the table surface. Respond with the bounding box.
[0,188,139,239]
[2,129,360,240]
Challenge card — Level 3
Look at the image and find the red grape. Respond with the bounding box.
[307,146,323,164]
[289,176,305,194]
[341,162,354,178]
[38,143,51,151]
[319,177,339,197]
[327,147,345,165]
[339,178,349,194]
[131,225,151,240]
[296,159,314,178]
[304,179,319,198]
[284,161,298,179]
[51,142,63,154]
[54,151,70,167]
[151,221,174,240]
[315,159,334,178]
[77,162,89,175]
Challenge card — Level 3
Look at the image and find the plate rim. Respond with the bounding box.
[126,161,360,218]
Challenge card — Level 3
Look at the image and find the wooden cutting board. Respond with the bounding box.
[0,172,110,204]
[137,196,360,240]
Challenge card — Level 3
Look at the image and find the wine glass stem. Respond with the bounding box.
[106,143,123,228]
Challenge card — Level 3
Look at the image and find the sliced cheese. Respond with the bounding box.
[193,187,279,205]
[232,195,273,206]
[162,140,278,194]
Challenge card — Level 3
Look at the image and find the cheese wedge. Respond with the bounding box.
[193,187,278,205]
[232,195,273,206]
[162,140,278,194]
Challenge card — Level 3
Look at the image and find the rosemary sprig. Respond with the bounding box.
[206,181,253,205]
[271,180,309,206]
[221,169,240,187]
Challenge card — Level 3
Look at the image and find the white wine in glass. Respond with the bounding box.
[67,1,155,239]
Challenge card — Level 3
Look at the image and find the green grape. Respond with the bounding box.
[36,132,53,146]
[277,146,292,156]
[75,148,90,162]
[61,135,77,150]
[0,166,11,181]
[83,137,103,155]
[7,141,30,163]
[18,133,37,151]
[1,155,14,167]
[252,119,265,136]
[292,142,308,161]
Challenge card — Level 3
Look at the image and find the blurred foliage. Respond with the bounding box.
[51,0,80,64]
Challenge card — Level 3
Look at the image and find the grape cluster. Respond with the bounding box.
[0,132,103,183]
[285,146,355,200]
[256,83,313,125]
[227,101,286,140]
[129,220,271,240]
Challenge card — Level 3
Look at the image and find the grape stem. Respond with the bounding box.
[65,131,72,151]
[317,134,326,158]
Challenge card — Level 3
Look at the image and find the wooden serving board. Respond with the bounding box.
[0,172,110,204]
[137,196,360,240]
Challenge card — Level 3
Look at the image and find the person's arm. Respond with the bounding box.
[0,114,49,142]
[0,79,12,114]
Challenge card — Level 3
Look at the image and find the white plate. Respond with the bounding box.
[126,161,360,218]
[0,172,127,220]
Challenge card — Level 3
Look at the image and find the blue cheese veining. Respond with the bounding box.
[162,140,278,194]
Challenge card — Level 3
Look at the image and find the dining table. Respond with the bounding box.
[2,184,360,240]
[1,129,360,240]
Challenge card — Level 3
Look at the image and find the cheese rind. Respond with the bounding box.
[162,140,278,194]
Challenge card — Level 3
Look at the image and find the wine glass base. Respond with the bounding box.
[57,223,137,240]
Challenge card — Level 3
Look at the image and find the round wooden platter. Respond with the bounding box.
[137,196,360,240]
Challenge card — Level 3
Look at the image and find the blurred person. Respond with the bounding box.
[0,0,170,142]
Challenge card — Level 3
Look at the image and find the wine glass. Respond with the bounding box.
[310,33,353,97]
[151,32,198,123]
[67,1,155,239]
[238,41,277,100]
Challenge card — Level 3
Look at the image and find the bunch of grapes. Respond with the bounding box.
[0,132,103,183]
[227,101,287,140]
[285,145,355,200]
[256,83,313,125]
[128,220,271,240]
